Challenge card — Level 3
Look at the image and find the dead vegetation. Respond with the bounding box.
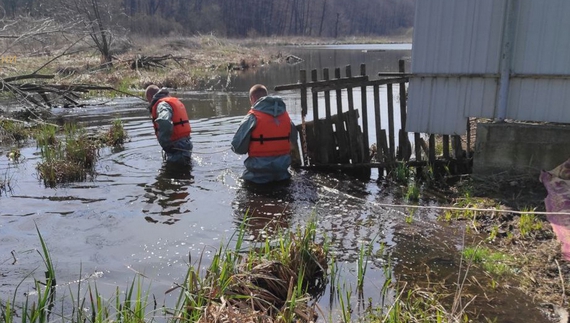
[434,175,570,318]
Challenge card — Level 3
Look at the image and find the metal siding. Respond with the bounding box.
[408,0,570,134]
[512,1,570,75]
[407,78,470,135]
[507,0,570,124]
[508,79,570,122]
[408,0,505,134]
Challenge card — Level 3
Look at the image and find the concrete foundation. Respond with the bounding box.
[473,122,570,177]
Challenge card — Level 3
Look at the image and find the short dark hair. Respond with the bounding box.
[249,84,268,102]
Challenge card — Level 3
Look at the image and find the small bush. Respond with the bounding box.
[36,123,99,187]
[105,118,128,147]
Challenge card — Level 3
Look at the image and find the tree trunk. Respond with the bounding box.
[318,0,327,37]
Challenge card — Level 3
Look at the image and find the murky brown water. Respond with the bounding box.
[0,45,551,322]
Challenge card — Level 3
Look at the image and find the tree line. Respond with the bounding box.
[1,0,415,38]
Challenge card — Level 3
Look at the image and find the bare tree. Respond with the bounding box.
[40,0,124,66]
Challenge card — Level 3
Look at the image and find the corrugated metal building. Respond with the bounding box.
[407,0,570,135]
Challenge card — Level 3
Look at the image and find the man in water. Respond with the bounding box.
[231,84,298,184]
[145,85,193,166]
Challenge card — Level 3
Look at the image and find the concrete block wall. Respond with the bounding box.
[473,122,570,176]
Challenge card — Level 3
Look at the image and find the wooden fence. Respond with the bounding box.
[274,59,471,178]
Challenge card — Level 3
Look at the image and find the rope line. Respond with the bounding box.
[318,185,559,215]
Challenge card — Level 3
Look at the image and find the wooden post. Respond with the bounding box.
[466,117,471,158]
[324,68,332,120]
[335,68,343,116]
[360,64,369,159]
[323,68,336,163]
[415,133,422,161]
[312,68,329,164]
[398,59,410,161]
[374,84,384,176]
[442,135,450,159]
[452,135,463,159]
[346,65,355,112]
[387,84,395,161]
[300,70,309,165]
[311,69,319,122]
[429,134,436,163]
[335,68,349,163]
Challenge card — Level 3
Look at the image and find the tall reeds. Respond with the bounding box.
[2,215,477,323]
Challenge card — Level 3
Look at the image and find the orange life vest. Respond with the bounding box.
[248,109,291,157]
[151,97,191,141]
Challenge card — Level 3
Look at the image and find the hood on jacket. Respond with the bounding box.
[252,96,287,117]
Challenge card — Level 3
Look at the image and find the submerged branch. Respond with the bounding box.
[1,73,138,110]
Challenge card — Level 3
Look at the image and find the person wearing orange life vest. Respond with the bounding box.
[231,84,298,184]
[145,85,193,166]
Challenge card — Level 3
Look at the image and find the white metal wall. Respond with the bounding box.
[407,0,570,135]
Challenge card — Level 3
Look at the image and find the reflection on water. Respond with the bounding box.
[142,163,195,224]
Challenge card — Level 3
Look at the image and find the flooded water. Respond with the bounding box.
[0,44,551,322]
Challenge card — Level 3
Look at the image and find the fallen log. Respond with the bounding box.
[0,73,137,109]
[129,54,188,70]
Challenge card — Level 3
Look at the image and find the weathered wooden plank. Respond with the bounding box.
[366,77,409,87]
[379,129,389,163]
[418,137,429,157]
[297,121,316,165]
[373,84,383,169]
[429,134,436,163]
[452,135,463,159]
[466,118,471,158]
[360,64,370,157]
[344,109,362,164]
[323,68,336,163]
[299,70,309,165]
[277,76,406,93]
[346,65,355,112]
[300,70,308,117]
[415,133,422,161]
[387,84,395,161]
[274,75,368,91]
[311,69,324,163]
[335,68,350,163]
[442,135,450,159]
[317,119,334,164]
[398,59,411,161]
[324,68,332,120]
[377,72,413,77]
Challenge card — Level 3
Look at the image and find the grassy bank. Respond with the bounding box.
[0,34,411,99]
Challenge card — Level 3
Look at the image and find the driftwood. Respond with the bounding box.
[129,54,187,70]
[0,73,135,108]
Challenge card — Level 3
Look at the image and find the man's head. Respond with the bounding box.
[249,84,268,105]
[145,84,160,103]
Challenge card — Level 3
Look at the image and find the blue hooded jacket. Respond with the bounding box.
[231,96,298,184]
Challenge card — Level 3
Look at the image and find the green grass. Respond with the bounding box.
[462,246,512,276]
[518,208,542,238]
[390,161,412,184]
[405,182,420,202]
